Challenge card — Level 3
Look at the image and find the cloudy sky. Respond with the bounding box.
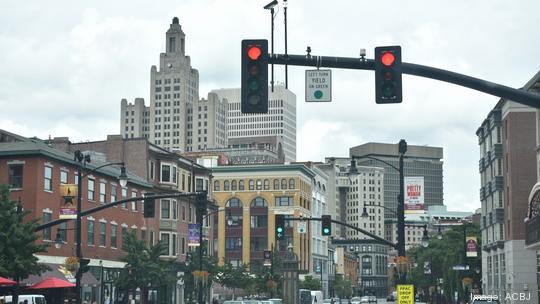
[1,1,539,213]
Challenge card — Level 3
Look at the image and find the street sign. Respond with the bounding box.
[397,284,414,304]
[452,265,470,271]
[298,221,307,234]
[306,69,331,102]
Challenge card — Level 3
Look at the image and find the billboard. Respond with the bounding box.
[466,237,478,257]
[405,177,424,211]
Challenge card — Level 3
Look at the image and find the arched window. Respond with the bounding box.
[226,198,243,208]
[281,179,287,189]
[239,180,245,191]
[256,179,262,190]
[224,180,230,191]
[213,180,220,191]
[249,179,255,190]
[251,197,268,207]
[264,179,270,190]
[231,180,237,191]
[273,179,279,190]
[289,178,295,189]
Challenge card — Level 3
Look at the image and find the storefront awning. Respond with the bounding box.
[21,263,99,287]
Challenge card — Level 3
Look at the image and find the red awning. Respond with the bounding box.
[0,276,16,286]
[28,277,75,289]
[21,263,99,287]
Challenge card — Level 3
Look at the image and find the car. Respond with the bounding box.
[268,299,282,304]
[359,296,369,304]
[323,299,332,304]
[367,296,376,303]
[0,295,47,304]
[349,297,361,304]
[223,301,245,304]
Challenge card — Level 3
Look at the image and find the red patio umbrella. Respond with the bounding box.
[0,276,16,286]
[28,277,75,289]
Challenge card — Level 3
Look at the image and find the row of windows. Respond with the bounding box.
[8,163,145,212]
[215,178,295,191]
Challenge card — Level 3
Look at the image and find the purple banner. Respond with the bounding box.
[188,223,200,246]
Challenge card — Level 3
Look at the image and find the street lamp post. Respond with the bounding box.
[196,192,232,304]
[73,150,127,304]
[350,139,407,257]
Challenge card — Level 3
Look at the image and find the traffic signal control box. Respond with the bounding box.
[374,46,402,103]
[241,39,269,113]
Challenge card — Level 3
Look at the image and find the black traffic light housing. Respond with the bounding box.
[143,192,155,218]
[374,46,402,103]
[241,39,269,113]
[275,214,285,240]
[321,215,331,236]
[78,258,90,275]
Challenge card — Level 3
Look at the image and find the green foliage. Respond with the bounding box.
[0,185,49,281]
[116,231,177,304]
[334,274,352,298]
[215,262,252,291]
[183,245,220,303]
[299,275,321,290]
[407,222,481,303]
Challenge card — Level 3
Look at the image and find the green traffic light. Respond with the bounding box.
[323,228,330,235]
[277,227,283,233]
[382,83,396,98]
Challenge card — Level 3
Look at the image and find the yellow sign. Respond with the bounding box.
[60,184,78,197]
[397,284,414,304]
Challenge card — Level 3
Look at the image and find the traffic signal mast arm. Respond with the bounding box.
[35,192,204,232]
[287,216,397,248]
[268,53,540,108]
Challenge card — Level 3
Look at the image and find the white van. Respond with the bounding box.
[310,291,323,304]
[0,294,47,304]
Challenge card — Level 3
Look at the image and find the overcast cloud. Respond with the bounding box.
[1,0,539,213]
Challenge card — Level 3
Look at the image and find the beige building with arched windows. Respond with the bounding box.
[211,164,315,273]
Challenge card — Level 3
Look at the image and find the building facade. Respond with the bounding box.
[349,143,443,220]
[211,86,297,162]
[0,130,154,303]
[120,18,229,154]
[477,81,539,303]
[210,164,314,273]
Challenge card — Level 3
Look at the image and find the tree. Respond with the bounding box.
[215,262,253,299]
[334,274,352,299]
[116,231,177,304]
[0,185,49,303]
[299,275,321,290]
[183,243,220,304]
[407,222,481,303]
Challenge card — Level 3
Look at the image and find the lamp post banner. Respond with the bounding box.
[188,224,200,246]
[404,177,424,211]
[466,237,478,257]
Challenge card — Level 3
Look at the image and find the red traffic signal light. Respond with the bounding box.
[374,46,402,103]
[381,52,395,66]
[247,46,262,61]
[241,39,268,113]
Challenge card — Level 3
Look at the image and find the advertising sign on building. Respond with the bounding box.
[59,184,78,219]
[404,177,424,211]
[188,224,200,247]
[466,236,478,257]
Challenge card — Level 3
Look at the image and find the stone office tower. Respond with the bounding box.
[120,18,227,152]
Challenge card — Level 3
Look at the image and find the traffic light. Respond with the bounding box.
[241,39,268,113]
[321,215,331,236]
[275,214,285,240]
[374,46,402,103]
[78,258,90,274]
[143,192,155,218]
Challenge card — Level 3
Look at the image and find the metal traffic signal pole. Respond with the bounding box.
[265,52,540,108]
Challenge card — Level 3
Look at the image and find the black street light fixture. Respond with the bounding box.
[73,150,127,304]
[349,139,407,258]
